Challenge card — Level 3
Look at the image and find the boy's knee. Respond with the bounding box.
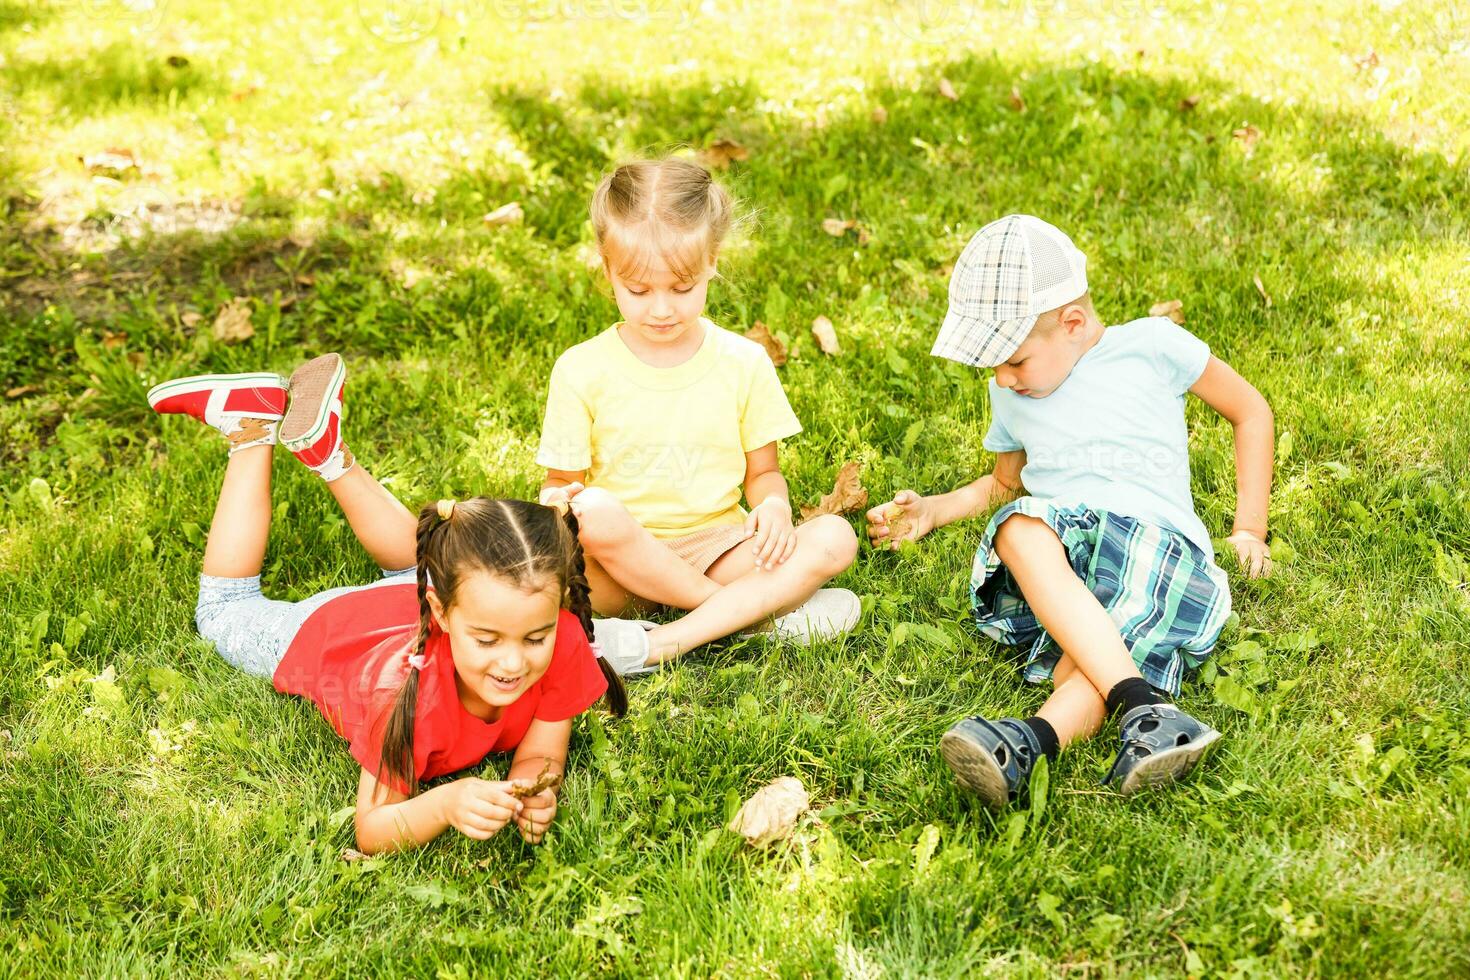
[993,513,1053,563]
[572,488,636,552]
[802,514,859,577]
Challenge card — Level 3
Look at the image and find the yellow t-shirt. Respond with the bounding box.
[536,320,803,539]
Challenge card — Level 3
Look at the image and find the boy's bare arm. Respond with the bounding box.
[866,450,1026,548]
[1190,355,1274,575]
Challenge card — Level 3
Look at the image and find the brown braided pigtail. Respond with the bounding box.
[560,508,628,717]
[375,505,449,797]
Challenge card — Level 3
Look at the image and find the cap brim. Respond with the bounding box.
[930,308,1036,369]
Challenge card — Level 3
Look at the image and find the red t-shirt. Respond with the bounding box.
[273,583,607,793]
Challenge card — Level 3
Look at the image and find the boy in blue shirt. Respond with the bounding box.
[867,215,1274,805]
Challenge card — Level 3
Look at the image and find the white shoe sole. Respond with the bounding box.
[939,729,1010,810]
[1117,729,1221,796]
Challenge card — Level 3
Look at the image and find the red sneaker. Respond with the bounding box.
[282,353,354,482]
[146,372,288,453]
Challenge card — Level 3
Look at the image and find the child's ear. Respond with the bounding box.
[426,589,450,632]
[1060,302,1089,336]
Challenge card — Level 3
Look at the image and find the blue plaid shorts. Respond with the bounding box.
[970,497,1232,695]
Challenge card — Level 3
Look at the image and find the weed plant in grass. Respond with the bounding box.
[2,0,1469,975]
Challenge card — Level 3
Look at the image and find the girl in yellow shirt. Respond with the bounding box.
[537,159,860,675]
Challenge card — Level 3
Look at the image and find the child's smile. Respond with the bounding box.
[434,573,562,720]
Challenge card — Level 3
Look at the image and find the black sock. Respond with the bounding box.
[1105,677,1167,718]
[1023,716,1060,762]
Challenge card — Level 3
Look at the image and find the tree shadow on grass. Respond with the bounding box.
[0,41,220,116]
[3,51,1466,499]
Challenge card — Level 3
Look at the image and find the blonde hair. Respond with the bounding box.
[590,158,734,283]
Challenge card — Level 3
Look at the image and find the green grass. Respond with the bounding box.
[3,0,1469,975]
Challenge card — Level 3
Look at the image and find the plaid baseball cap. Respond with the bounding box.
[930,214,1089,368]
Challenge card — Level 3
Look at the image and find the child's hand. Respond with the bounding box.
[1226,530,1272,578]
[866,491,933,549]
[744,497,796,571]
[441,778,523,841]
[515,789,558,844]
[539,482,584,513]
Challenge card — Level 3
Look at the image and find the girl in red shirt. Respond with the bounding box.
[149,353,628,854]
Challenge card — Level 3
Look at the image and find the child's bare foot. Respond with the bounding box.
[146,372,288,454]
[282,353,353,482]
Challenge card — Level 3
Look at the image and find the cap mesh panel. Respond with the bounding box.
[1026,226,1073,293]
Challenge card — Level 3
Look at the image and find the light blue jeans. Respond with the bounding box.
[194,568,415,678]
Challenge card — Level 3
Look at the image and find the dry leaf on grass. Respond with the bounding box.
[6,386,38,400]
[938,78,959,102]
[822,218,856,237]
[727,776,809,847]
[1232,125,1261,152]
[81,148,139,177]
[340,848,370,862]
[180,311,203,328]
[510,760,563,799]
[871,105,888,124]
[212,298,254,343]
[1149,299,1186,324]
[801,461,867,520]
[1253,273,1273,308]
[1353,49,1380,71]
[1179,94,1202,111]
[745,322,788,367]
[811,315,839,355]
[701,138,750,169]
[1008,86,1026,112]
[483,202,524,227]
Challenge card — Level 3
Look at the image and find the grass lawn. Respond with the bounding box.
[3,0,1469,974]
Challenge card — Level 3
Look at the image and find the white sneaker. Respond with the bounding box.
[591,618,659,677]
[763,588,862,644]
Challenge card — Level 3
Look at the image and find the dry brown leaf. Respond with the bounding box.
[1179,94,1202,111]
[745,321,788,367]
[700,138,750,170]
[180,311,203,328]
[871,105,888,125]
[1353,49,1380,71]
[801,461,867,520]
[855,224,871,245]
[727,776,809,847]
[1253,273,1273,308]
[884,503,915,542]
[339,848,370,862]
[6,385,38,399]
[1008,86,1026,112]
[938,77,959,102]
[101,330,127,350]
[510,760,563,799]
[483,202,524,227]
[295,273,316,286]
[81,148,139,176]
[810,315,839,355]
[211,297,254,343]
[1232,125,1261,152]
[822,218,856,237]
[1149,299,1186,324]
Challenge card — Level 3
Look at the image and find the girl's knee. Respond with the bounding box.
[572,489,636,552]
[802,515,858,577]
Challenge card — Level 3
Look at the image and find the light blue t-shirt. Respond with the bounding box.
[983,317,1215,560]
